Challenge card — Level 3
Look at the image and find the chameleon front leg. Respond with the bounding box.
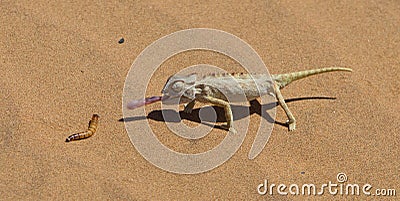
[183,100,196,113]
[274,83,296,131]
[198,96,237,134]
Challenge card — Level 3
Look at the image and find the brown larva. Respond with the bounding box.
[65,114,99,142]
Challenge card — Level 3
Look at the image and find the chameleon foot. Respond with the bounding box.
[287,120,296,131]
[229,127,237,134]
[221,124,237,134]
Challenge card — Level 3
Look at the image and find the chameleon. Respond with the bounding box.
[159,67,352,133]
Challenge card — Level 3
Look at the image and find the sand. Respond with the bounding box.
[1,1,399,200]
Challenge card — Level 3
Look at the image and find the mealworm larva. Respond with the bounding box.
[65,114,99,142]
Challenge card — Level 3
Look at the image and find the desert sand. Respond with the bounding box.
[1,1,399,200]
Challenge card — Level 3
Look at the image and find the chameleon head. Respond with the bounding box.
[161,73,197,105]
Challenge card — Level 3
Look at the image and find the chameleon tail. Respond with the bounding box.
[272,67,352,89]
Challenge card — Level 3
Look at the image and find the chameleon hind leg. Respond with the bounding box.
[274,83,296,131]
[197,96,237,134]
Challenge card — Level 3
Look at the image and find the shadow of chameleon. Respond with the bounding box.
[119,96,336,130]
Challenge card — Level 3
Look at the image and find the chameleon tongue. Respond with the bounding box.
[127,96,162,110]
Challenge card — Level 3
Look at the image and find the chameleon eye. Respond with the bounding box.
[171,81,184,92]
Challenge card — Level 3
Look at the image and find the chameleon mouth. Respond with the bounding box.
[161,95,169,101]
[161,95,188,105]
[161,95,179,105]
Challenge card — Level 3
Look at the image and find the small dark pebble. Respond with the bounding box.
[301,171,305,174]
[118,38,124,44]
